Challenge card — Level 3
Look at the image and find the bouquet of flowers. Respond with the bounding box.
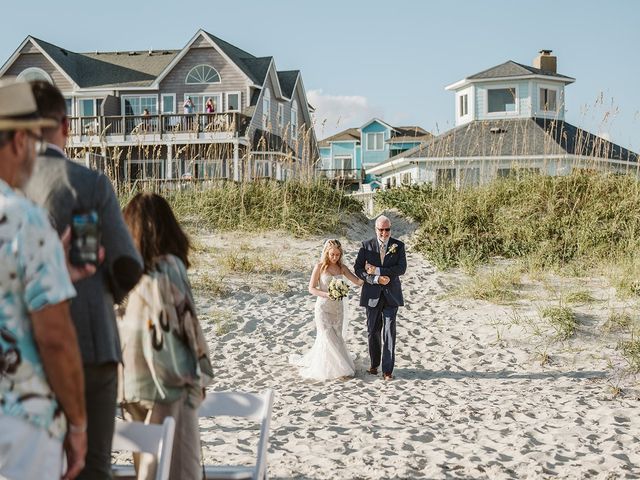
[328,278,350,300]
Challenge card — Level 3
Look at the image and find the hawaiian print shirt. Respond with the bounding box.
[0,179,76,439]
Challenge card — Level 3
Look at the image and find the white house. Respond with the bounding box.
[367,50,638,189]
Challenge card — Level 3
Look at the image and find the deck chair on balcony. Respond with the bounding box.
[111,416,176,480]
[198,389,274,479]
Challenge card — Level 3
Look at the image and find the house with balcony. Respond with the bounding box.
[317,118,431,189]
[367,50,638,188]
[0,30,318,182]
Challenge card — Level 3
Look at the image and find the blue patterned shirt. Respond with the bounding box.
[0,179,76,439]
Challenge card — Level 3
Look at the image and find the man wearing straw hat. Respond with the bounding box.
[0,78,87,479]
[24,80,143,480]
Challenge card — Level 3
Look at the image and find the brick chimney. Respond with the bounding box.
[533,50,557,74]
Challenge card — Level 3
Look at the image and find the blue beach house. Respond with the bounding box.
[317,118,431,189]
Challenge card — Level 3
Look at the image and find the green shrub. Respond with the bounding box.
[377,172,640,270]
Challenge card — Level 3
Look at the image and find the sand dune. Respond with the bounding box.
[183,212,640,478]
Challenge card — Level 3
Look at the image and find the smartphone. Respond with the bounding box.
[70,210,100,266]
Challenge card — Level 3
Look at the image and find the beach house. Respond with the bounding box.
[367,50,638,188]
[317,118,431,189]
[0,30,317,182]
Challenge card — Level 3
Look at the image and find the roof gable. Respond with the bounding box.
[360,117,396,132]
[277,70,299,98]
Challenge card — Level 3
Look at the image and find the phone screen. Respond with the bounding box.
[70,210,100,266]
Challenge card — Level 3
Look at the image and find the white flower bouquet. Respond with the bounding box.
[328,278,349,300]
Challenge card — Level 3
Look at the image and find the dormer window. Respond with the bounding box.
[539,87,557,112]
[366,132,384,151]
[185,65,220,84]
[488,87,516,113]
[459,94,469,116]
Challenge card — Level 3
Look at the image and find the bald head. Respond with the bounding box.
[375,215,391,243]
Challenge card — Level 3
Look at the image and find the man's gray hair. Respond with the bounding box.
[375,215,391,227]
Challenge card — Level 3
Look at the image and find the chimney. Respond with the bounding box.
[533,50,557,74]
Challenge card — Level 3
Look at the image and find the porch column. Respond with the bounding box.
[166,144,173,179]
[233,141,240,182]
[84,152,90,168]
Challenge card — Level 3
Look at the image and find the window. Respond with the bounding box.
[17,67,52,83]
[79,99,95,117]
[459,94,469,116]
[277,103,284,128]
[185,65,220,84]
[460,168,480,187]
[262,88,271,128]
[401,172,412,185]
[290,100,298,138]
[122,95,157,115]
[539,88,557,112]
[487,88,516,113]
[161,94,175,114]
[436,168,456,186]
[184,94,221,113]
[366,132,384,151]
[226,92,240,112]
[64,98,73,116]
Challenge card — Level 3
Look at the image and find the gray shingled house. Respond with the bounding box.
[367,51,638,188]
[0,30,318,182]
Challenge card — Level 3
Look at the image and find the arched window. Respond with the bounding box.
[185,65,220,84]
[17,67,52,83]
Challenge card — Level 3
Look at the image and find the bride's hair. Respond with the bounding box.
[320,239,343,272]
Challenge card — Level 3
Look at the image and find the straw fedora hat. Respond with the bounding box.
[0,78,57,131]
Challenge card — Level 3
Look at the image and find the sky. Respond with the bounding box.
[2,0,638,150]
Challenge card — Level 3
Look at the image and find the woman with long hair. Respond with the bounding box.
[290,239,363,380]
[118,192,213,480]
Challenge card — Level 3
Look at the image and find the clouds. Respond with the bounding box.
[307,89,383,140]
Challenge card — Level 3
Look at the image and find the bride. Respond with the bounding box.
[290,239,363,380]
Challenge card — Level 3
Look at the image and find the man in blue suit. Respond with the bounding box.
[354,215,407,380]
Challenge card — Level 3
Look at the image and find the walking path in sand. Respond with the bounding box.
[186,212,640,479]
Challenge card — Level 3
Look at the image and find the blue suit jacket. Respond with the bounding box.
[354,237,406,307]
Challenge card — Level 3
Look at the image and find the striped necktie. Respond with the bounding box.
[380,242,386,263]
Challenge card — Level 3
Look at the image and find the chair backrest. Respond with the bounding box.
[112,416,176,480]
[198,389,274,479]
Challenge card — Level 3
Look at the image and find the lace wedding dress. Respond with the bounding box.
[289,273,356,380]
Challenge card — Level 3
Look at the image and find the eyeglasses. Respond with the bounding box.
[377,227,391,232]
[24,130,47,155]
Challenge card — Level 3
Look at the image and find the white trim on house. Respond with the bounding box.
[535,81,562,117]
[367,153,639,176]
[485,84,520,116]
[16,66,52,83]
[120,94,158,115]
[366,132,385,151]
[445,73,575,91]
[225,91,241,112]
[0,37,79,89]
[185,64,221,84]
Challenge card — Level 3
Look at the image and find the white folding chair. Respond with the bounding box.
[198,389,274,480]
[111,416,176,480]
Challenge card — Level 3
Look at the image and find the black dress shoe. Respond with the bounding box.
[367,367,378,375]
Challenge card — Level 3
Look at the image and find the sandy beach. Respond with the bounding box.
[180,212,640,479]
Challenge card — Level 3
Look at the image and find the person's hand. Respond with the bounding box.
[379,276,390,285]
[61,226,105,282]
[365,262,376,275]
[62,430,87,480]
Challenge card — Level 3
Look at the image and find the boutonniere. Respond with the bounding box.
[387,243,398,255]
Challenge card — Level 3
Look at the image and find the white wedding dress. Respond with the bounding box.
[289,273,356,380]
